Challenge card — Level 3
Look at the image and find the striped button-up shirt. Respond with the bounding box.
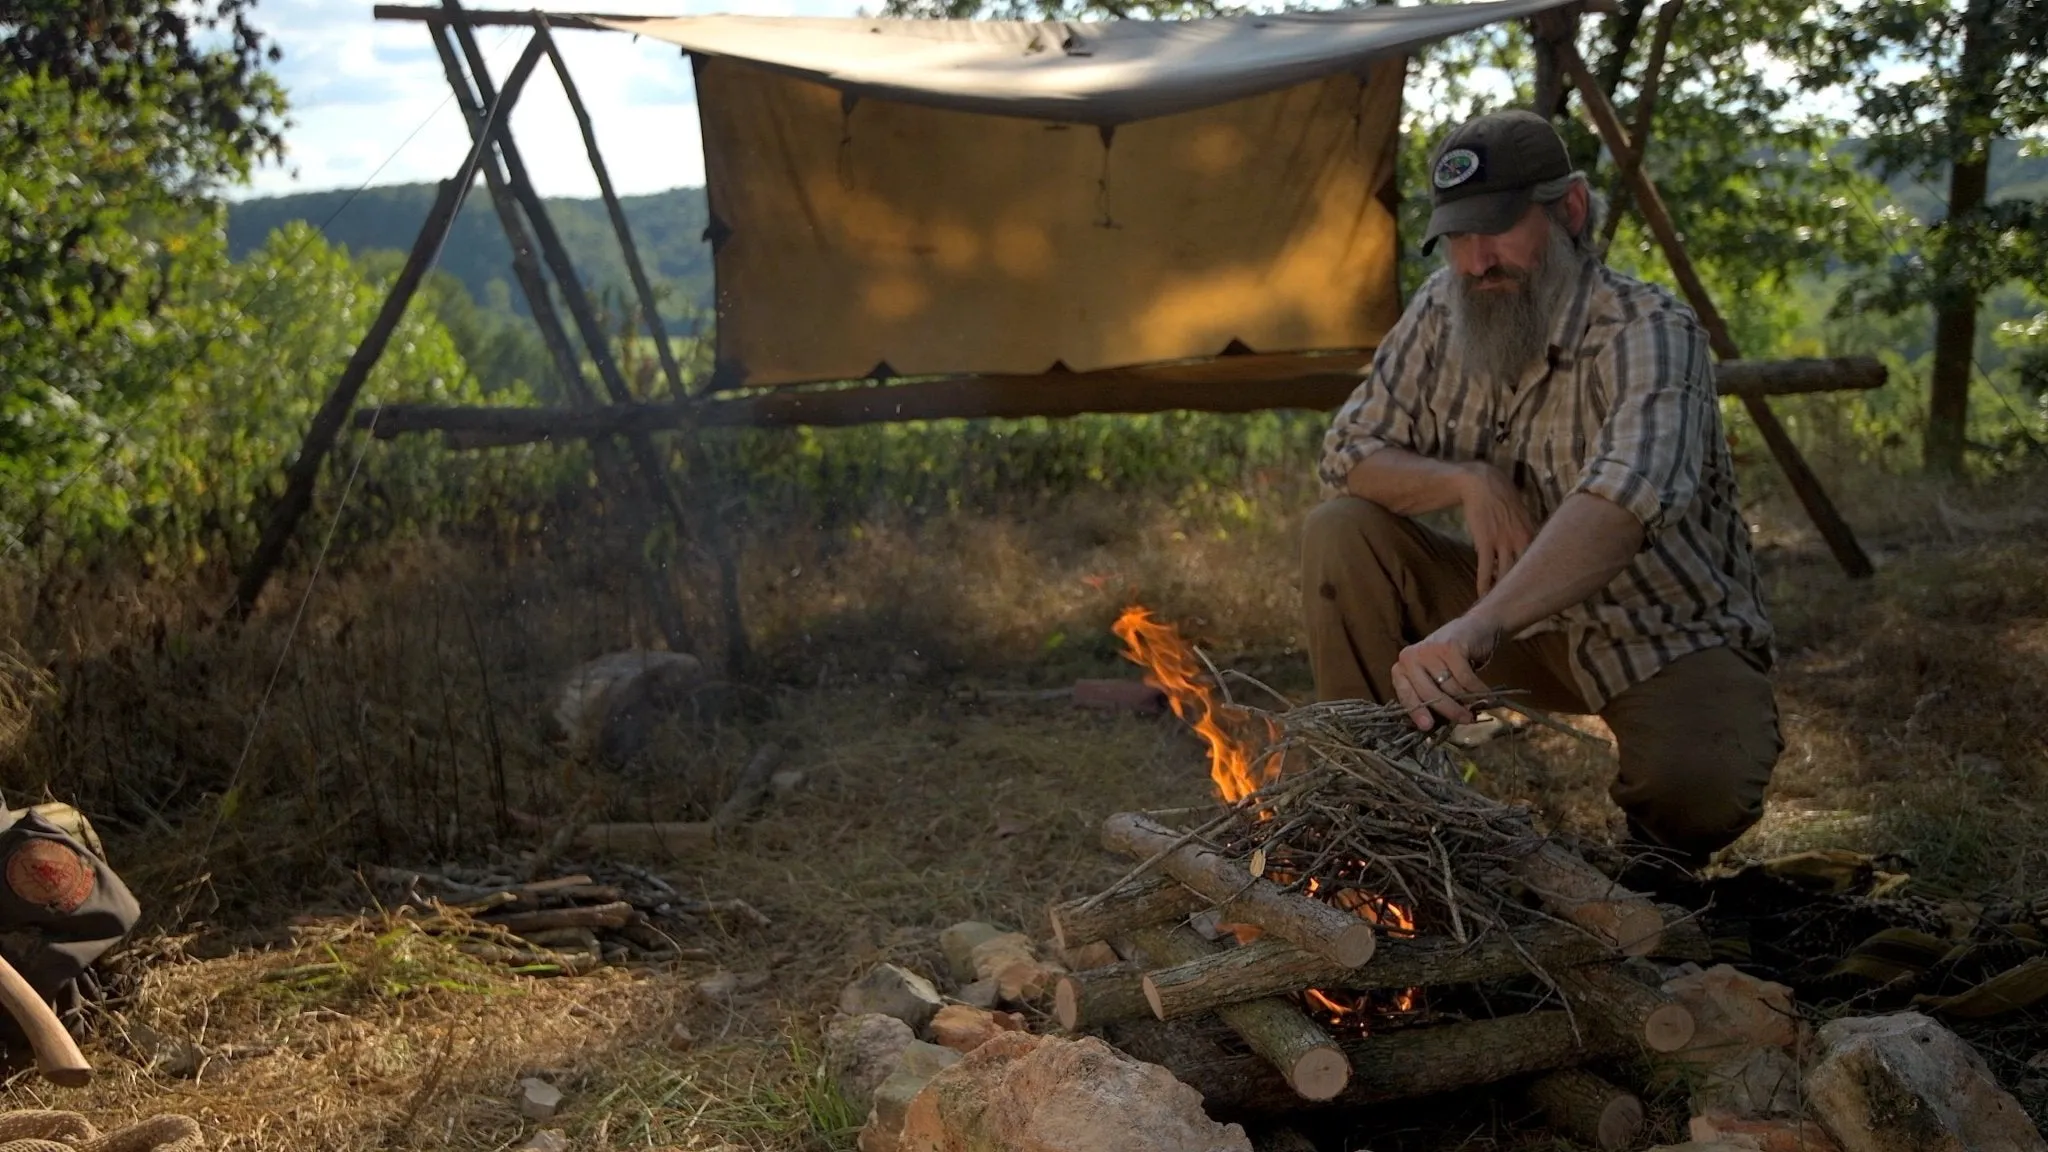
[1318,257,1773,711]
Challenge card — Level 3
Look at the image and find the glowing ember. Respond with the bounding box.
[1112,606,1276,804]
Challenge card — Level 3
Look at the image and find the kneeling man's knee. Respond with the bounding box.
[1302,495,1405,555]
[1604,648,1782,857]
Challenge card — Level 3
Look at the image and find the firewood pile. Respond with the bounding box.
[366,861,769,973]
[1042,698,1708,1142]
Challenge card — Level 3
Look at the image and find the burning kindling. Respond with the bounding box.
[1045,608,1695,1125]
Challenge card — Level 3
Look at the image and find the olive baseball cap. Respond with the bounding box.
[1421,109,1573,255]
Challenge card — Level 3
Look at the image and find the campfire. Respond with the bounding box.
[1046,607,1699,1134]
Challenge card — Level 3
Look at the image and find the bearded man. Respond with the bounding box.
[1302,109,1781,883]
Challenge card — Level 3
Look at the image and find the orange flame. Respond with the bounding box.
[1112,606,1420,1025]
[1112,606,1276,805]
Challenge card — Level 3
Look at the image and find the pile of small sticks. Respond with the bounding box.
[366,861,769,973]
[1042,699,1705,1147]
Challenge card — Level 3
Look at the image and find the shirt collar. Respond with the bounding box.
[1545,256,1603,367]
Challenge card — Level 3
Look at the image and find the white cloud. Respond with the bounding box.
[236,0,866,200]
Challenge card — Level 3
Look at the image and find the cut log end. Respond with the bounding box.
[1054,978,1081,1032]
[1141,974,1167,1022]
[1332,924,1376,968]
[1614,906,1666,957]
[1287,1045,1351,1102]
[1643,1002,1697,1053]
[1596,1096,1646,1151]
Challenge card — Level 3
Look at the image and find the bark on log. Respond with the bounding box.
[481,901,637,934]
[1555,964,1696,1053]
[1054,962,1154,1032]
[1142,922,1616,1021]
[1651,905,1712,962]
[353,357,1887,442]
[1508,843,1664,956]
[1528,1068,1645,1152]
[1113,1009,1612,1115]
[1048,876,1210,952]
[1103,814,1376,968]
[1128,926,1350,1102]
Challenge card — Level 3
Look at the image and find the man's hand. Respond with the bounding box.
[1392,614,1505,731]
[1457,463,1537,596]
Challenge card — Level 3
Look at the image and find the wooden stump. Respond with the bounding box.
[1528,1068,1644,1151]
[1113,1009,1615,1114]
[1555,964,1696,1053]
[1127,926,1350,1102]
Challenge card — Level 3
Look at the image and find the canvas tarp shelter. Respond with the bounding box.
[593,0,1584,389]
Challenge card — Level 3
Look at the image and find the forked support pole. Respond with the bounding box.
[226,35,546,621]
[1540,24,1874,579]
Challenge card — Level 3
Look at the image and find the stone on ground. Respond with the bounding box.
[1657,964,1805,1116]
[1690,1111,1845,1152]
[952,979,1001,1010]
[517,1078,563,1121]
[896,1031,1253,1152]
[553,649,707,765]
[1805,1011,2047,1152]
[516,1130,569,1152]
[826,1013,917,1115]
[927,1004,1027,1053]
[840,963,947,1032]
[968,933,1065,1004]
[940,922,1009,983]
[859,1041,964,1152]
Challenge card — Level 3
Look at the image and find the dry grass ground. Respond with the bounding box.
[0,459,2043,1150]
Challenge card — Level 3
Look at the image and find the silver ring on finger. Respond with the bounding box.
[1433,671,1452,686]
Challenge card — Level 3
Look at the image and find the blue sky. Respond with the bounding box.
[239,0,869,199]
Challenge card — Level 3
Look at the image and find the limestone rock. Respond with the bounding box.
[952,979,1001,1010]
[518,1077,563,1121]
[827,1013,917,1115]
[927,1004,1027,1054]
[1657,964,1805,1116]
[860,1041,963,1152]
[553,650,707,765]
[968,933,1065,1005]
[1690,1111,1845,1152]
[1805,1012,2047,1152]
[897,1031,1253,1152]
[840,964,946,1032]
[941,923,1008,983]
[517,1130,569,1152]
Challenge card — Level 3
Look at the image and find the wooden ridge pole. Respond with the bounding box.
[1540,23,1875,578]
[427,15,697,655]
[351,356,1890,442]
[225,34,545,621]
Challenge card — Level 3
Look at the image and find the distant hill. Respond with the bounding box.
[1858,139,2048,220]
[227,184,713,324]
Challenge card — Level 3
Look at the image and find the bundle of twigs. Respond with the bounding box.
[1209,698,1567,945]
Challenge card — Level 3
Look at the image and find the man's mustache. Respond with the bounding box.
[1462,266,1533,290]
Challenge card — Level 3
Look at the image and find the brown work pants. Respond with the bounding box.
[1299,497,1780,858]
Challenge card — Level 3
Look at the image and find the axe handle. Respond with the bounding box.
[0,951,90,1086]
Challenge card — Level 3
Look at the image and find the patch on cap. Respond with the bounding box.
[1433,148,1481,189]
[6,839,95,914]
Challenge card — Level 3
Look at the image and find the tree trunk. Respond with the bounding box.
[1925,0,1998,476]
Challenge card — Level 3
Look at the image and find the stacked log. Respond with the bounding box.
[1048,809,1700,1114]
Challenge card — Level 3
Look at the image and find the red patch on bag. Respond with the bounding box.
[5,840,95,914]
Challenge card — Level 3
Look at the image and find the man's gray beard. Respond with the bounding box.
[1447,223,1586,386]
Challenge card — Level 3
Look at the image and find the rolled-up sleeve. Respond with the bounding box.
[1570,305,1714,536]
[1316,287,1441,498]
